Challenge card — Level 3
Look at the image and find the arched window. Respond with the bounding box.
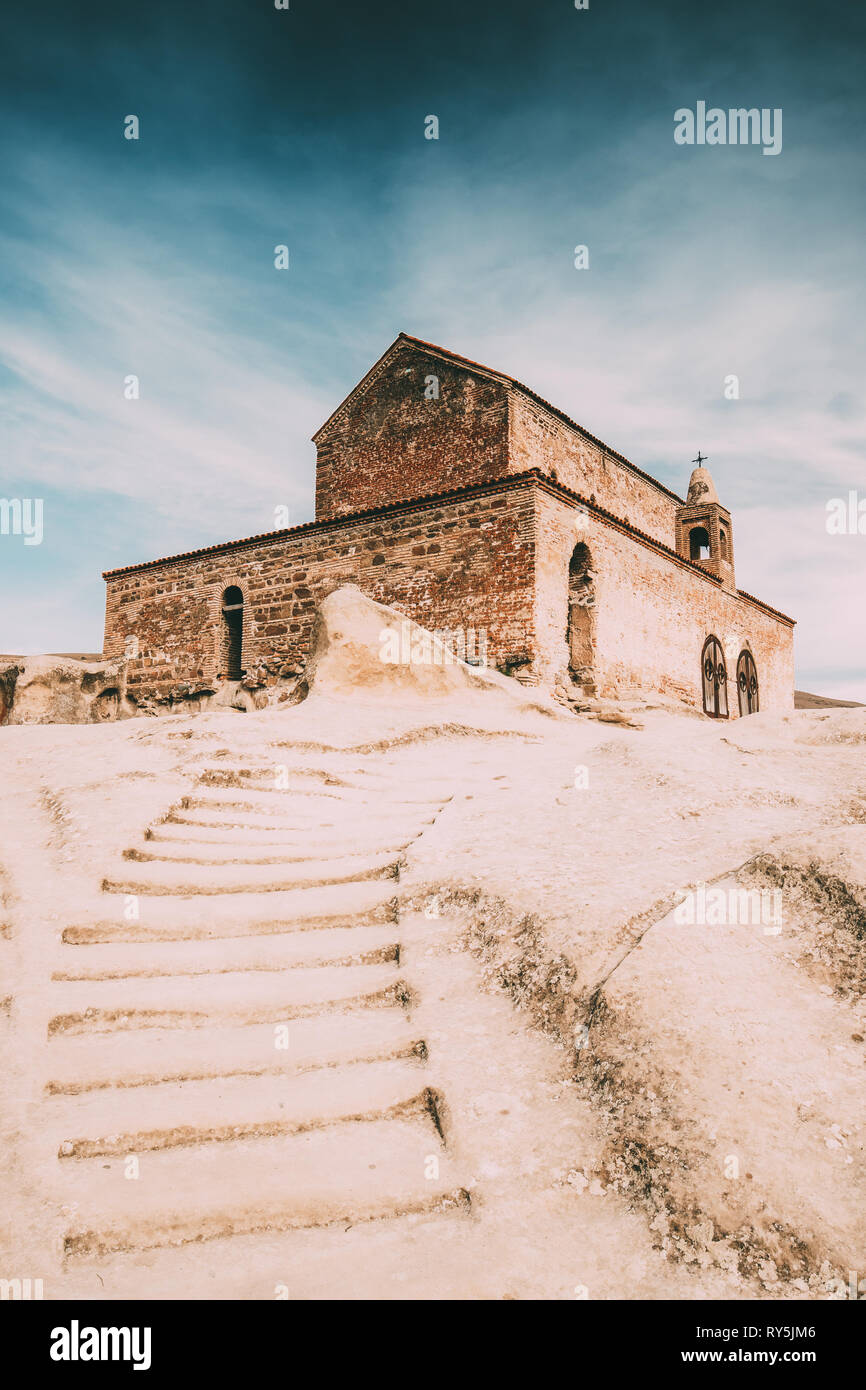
[701,634,728,718]
[567,543,596,690]
[719,526,728,560]
[737,650,759,716]
[690,526,711,561]
[221,586,244,680]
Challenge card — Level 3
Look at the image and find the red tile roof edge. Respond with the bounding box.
[102,468,794,627]
[102,471,536,577]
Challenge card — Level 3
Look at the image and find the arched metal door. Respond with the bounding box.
[737,650,759,716]
[702,635,728,718]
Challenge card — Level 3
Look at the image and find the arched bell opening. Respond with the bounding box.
[690,525,711,561]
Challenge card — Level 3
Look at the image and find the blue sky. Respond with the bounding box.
[1,0,864,696]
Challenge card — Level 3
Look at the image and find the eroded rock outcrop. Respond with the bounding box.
[0,656,131,726]
[297,584,560,718]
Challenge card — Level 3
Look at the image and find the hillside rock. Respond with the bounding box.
[0,656,131,726]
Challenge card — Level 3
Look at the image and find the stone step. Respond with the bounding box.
[163,806,434,833]
[48,972,410,1036]
[48,1058,432,1157]
[193,767,393,794]
[60,1118,462,1260]
[125,841,408,867]
[45,1013,424,1094]
[53,923,400,980]
[60,1200,474,1300]
[101,852,401,897]
[178,788,443,814]
[185,786,376,808]
[50,961,402,1024]
[191,769,457,803]
[145,819,417,847]
[64,880,398,941]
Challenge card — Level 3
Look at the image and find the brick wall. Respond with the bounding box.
[104,475,794,715]
[314,338,684,551]
[509,391,680,549]
[104,483,537,701]
[315,341,510,521]
[534,487,794,716]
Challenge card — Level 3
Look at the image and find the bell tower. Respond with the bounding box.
[675,454,735,591]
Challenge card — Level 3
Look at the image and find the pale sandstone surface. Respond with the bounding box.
[0,589,863,1299]
[0,655,129,726]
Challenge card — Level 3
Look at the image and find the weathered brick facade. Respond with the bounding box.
[314,335,681,547]
[314,341,511,522]
[104,482,538,701]
[533,485,794,710]
[103,335,795,717]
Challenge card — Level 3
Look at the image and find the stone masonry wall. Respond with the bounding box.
[104,484,538,702]
[104,475,794,715]
[315,339,683,553]
[509,391,681,550]
[534,488,795,716]
[315,341,511,521]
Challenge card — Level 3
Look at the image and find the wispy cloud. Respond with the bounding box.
[1,161,330,533]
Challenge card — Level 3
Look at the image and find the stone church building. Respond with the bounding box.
[103,334,795,718]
